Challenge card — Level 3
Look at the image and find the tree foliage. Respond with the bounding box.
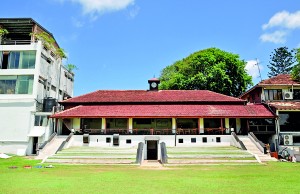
[268,47,296,78]
[291,48,300,81]
[65,64,78,73]
[0,27,9,37]
[159,48,252,96]
[30,32,67,59]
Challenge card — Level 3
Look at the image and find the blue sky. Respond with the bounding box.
[1,0,300,96]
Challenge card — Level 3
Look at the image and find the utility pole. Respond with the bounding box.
[255,58,262,82]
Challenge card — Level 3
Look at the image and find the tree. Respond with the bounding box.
[268,47,296,77]
[65,64,78,73]
[159,48,252,97]
[291,48,300,81]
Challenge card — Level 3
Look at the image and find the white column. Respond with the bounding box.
[128,118,133,129]
[172,118,176,129]
[225,118,230,134]
[101,118,106,129]
[236,118,241,133]
[172,118,176,134]
[200,118,204,134]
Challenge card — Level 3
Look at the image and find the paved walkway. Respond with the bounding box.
[140,160,164,168]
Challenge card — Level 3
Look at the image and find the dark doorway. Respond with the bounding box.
[32,137,38,155]
[61,122,70,135]
[147,140,158,160]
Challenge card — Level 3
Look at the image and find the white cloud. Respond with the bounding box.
[127,5,140,19]
[72,17,84,28]
[263,10,300,30]
[70,0,134,15]
[245,60,263,79]
[260,30,287,44]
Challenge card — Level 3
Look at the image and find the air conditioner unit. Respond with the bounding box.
[284,92,293,100]
[283,135,293,145]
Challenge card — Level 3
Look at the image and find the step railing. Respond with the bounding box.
[135,142,144,164]
[55,133,73,154]
[248,132,267,154]
[231,132,247,150]
[38,132,57,150]
[160,142,168,164]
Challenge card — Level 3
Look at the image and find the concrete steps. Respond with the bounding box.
[45,146,137,164]
[36,135,68,160]
[238,136,277,163]
[166,146,257,165]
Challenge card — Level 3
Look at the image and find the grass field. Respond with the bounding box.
[1,157,300,194]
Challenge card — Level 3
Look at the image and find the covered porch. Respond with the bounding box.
[51,104,275,136]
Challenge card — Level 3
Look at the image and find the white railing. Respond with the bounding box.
[1,40,37,45]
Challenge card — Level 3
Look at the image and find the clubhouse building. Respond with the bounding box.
[51,78,275,160]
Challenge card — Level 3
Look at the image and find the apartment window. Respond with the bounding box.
[0,75,34,94]
[51,85,56,92]
[41,53,52,64]
[293,89,300,100]
[264,89,282,101]
[34,115,48,126]
[0,51,36,69]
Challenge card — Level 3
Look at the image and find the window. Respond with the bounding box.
[293,89,300,100]
[0,51,36,69]
[51,85,56,92]
[34,115,48,126]
[279,112,300,132]
[178,139,183,143]
[126,139,131,144]
[202,137,207,143]
[216,137,221,143]
[0,75,34,94]
[191,138,196,143]
[106,137,111,143]
[264,89,282,101]
[249,119,275,132]
[81,118,102,129]
[41,53,52,64]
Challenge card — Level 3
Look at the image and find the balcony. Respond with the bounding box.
[73,128,230,135]
[1,39,36,45]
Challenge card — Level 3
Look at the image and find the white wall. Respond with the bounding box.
[0,100,35,141]
[70,135,232,148]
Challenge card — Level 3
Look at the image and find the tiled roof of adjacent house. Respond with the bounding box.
[258,74,300,86]
[239,74,300,98]
[269,101,300,110]
[61,90,245,104]
[51,104,274,118]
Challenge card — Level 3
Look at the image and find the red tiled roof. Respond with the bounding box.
[258,74,300,86]
[239,74,300,98]
[61,90,245,104]
[51,104,274,118]
[269,101,300,110]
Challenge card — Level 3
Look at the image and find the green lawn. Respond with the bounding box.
[1,157,300,194]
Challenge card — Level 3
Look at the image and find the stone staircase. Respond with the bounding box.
[165,146,257,165]
[238,136,277,163]
[36,135,68,161]
[45,146,138,164]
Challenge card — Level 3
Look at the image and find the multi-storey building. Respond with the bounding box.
[0,18,73,155]
[240,74,300,147]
